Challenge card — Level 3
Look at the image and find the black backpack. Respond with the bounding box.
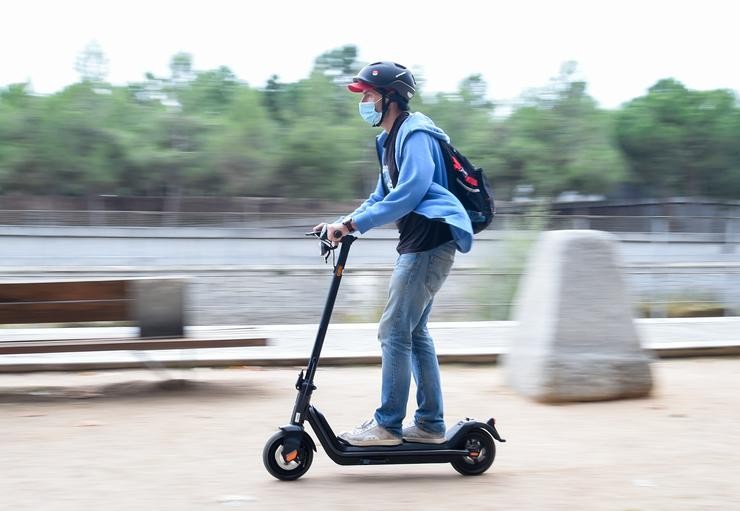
[438,141,495,233]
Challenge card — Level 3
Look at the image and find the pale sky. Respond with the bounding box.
[2,0,738,109]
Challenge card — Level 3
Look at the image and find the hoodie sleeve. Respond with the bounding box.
[352,131,436,233]
[346,175,386,222]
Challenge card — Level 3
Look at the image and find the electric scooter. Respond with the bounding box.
[262,228,505,481]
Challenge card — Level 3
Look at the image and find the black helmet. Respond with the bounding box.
[347,61,416,102]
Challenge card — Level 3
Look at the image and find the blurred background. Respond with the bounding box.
[1,0,739,325]
[1,4,740,508]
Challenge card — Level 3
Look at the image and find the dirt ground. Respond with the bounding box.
[1,358,739,511]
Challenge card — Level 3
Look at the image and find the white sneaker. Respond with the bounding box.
[338,418,402,447]
[402,423,446,444]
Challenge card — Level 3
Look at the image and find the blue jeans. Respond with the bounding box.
[374,240,456,436]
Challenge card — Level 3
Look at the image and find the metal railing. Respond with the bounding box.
[1,209,739,236]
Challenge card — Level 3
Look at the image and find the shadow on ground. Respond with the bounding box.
[0,377,270,403]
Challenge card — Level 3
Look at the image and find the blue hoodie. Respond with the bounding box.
[350,112,474,253]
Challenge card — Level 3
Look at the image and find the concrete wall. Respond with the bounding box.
[1,226,738,325]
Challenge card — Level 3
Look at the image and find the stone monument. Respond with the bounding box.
[506,230,653,402]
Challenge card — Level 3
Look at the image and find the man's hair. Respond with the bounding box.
[384,90,410,111]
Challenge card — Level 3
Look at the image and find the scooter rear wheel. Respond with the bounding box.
[263,431,314,481]
[450,428,496,476]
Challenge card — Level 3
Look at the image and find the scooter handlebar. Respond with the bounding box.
[303,229,344,241]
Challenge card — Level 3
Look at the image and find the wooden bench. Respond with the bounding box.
[0,278,267,355]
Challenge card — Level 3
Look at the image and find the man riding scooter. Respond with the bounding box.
[315,61,474,447]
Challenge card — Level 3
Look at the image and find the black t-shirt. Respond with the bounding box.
[383,113,453,254]
[395,212,453,254]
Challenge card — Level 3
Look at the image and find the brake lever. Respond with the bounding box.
[306,228,339,263]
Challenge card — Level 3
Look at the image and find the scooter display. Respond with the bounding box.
[262,229,505,480]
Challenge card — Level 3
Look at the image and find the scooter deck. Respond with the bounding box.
[337,439,457,452]
[306,406,495,465]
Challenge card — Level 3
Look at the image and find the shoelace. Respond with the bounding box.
[350,419,375,433]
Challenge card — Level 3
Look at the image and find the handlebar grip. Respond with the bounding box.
[333,230,343,240]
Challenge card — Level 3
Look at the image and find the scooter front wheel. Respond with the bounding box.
[450,428,496,476]
[262,431,314,481]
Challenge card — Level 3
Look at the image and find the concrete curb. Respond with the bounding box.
[2,318,739,373]
[2,344,739,373]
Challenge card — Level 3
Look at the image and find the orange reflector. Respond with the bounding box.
[469,452,480,458]
[284,450,298,462]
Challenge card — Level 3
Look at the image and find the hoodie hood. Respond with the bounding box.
[377,112,449,148]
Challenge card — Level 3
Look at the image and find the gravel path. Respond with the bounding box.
[1,358,739,510]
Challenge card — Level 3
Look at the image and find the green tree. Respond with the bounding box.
[6,48,738,202]
[266,70,369,198]
[0,83,44,193]
[178,66,239,116]
[200,85,278,195]
[616,79,740,197]
[493,62,627,199]
[75,41,108,84]
[169,52,195,85]
[313,45,361,85]
[263,74,286,123]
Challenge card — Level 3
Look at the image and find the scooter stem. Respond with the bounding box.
[304,235,356,384]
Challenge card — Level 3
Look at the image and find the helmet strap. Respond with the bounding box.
[376,91,392,127]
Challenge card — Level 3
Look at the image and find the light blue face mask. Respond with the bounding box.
[359,99,382,126]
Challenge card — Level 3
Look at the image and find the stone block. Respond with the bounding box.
[506,230,653,402]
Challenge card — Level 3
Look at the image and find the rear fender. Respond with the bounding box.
[446,418,506,445]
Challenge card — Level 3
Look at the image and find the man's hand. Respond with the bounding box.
[326,222,348,243]
[313,219,355,243]
[311,221,343,246]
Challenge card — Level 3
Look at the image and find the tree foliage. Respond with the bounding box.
[1,47,738,201]
[616,78,740,197]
